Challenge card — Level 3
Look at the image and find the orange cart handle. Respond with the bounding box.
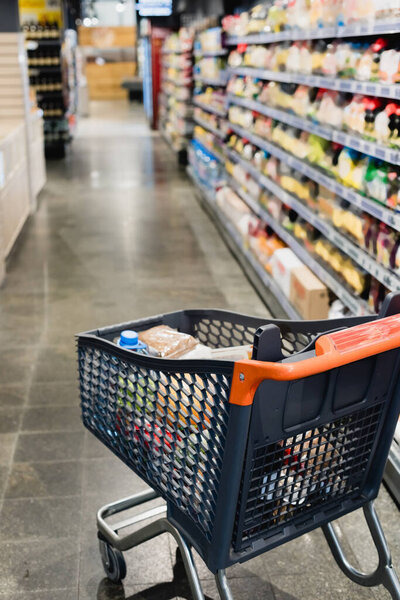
[230,314,400,406]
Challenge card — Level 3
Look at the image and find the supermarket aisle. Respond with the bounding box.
[0,101,398,600]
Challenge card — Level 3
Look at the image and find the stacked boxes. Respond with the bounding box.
[0,32,45,283]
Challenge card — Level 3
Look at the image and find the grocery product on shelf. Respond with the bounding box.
[193,125,225,162]
[216,183,331,317]
[194,27,226,55]
[23,20,61,40]
[193,88,227,116]
[227,132,400,279]
[228,104,400,209]
[227,37,400,87]
[194,56,227,82]
[193,106,229,139]
[222,1,400,37]
[270,247,303,296]
[227,76,400,153]
[188,139,225,191]
[290,266,330,319]
[163,28,194,54]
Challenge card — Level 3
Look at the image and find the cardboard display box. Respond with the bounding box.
[78,26,136,48]
[270,247,303,297]
[290,266,330,320]
[86,61,136,100]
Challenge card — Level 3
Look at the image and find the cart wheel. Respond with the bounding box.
[99,539,127,583]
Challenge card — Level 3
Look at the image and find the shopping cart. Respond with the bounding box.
[77,294,400,600]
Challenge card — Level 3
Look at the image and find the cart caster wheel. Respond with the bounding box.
[99,539,127,583]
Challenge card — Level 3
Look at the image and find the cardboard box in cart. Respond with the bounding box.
[290,266,330,319]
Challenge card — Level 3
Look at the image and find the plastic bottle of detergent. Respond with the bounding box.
[118,330,148,354]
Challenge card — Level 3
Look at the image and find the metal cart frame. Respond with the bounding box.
[78,297,400,600]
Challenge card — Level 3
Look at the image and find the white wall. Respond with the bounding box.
[91,1,136,26]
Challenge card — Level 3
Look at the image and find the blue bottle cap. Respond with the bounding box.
[119,330,139,348]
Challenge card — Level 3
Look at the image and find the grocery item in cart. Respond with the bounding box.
[117,330,148,353]
[138,325,198,358]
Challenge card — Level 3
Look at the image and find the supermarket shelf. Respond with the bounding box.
[194,74,228,87]
[28,66,61,74]
[227,174,372,316]
[36,90,63,98]
[26,38,61,45]
[162,76,192,87]
[161,128,187,154]
[226,148,400,293]
[162,48,192,55]
[187,167,301,319]
[194,49,228,57]
[162,89,191,103]
[193,116,226,140]
[228,121,400,231]
[193,98,227,117]
[225,19,400,45]
[227,66,400,101]
[227,94,400,166]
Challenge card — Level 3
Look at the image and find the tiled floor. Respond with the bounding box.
[0,101,398,600]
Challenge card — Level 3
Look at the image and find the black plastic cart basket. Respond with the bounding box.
[77,294,400,599]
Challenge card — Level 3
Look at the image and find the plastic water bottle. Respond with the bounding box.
[118,330,148,354]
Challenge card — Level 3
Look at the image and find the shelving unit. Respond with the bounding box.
[194,49,228,57]
[160,31,194,165]
[190,27,229,179]
[194,74,228,87]
[188,16,400,329]
[25,30,72,158]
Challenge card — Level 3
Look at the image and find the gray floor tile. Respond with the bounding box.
[14,431,84,462]
[0,349,35,386]
[0,496,81,540]
[0,591,77,600]
[27,381,79,407]
[5,461,82,498]
[83,431,114,460]
[33,346,78,384]
[21,406,82,432]
[0,538,78,593]
[0,465,9,497]
[0,384,27,408]
[200,576,275,600]
[0,433,17,465]
[0,408,23,433]
[80,580,177,600]
[82,457,148,505]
